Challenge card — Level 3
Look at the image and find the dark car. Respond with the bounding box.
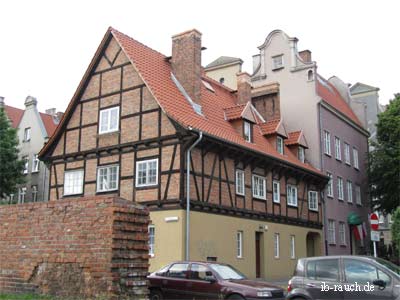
[286,255,400,300]
[148,261,285,300]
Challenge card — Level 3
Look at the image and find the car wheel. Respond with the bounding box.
[227,294,245,300]
[150,289,163,300]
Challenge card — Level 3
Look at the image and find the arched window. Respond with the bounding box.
[219,77,225,84]
[308,70,314,81]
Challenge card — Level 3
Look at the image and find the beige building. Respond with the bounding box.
[205,56,243,90]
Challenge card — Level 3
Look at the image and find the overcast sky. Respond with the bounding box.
[0,0,398,113]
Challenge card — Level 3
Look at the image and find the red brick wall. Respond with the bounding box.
[0,196,149,299]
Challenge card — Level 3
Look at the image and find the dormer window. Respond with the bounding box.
[244,121,252,143]
[272,54,284,70]
[277,136,284,154]
[298,147,305,163]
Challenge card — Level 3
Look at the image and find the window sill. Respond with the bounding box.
[274,257,280,260]
[287,204,298,208]
[136,184,158,190]
[273,200,281,204]
[96,189,118,194]
[338,198,344,202]
[347,201,353,205]
[327,195,333,199]
[340,244,347,248]
[324,153,332,157]
[335,158,342,162]
[253,196,266,201]
[328,243,336,246]
[31,171,39,174]
[63,193,84,198]
[236,192,245,197]
[309,208,319,212]
[272,66,284,72]
[345,162,351,166]
[98,130,120,137]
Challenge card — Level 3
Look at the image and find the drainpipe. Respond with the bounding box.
[186,130,203,261]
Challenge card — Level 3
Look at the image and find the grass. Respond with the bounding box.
[0,295,52,300]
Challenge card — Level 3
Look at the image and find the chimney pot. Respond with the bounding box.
[25,95,37,107]
[236,72,252,105]
[45,108,56,116]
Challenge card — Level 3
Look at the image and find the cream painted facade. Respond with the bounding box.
[149,209,322,280]
[205,63,242,90]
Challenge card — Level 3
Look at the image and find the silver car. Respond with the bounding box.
[286,255,400,300]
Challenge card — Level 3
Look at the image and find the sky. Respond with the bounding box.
[0,0,398,113]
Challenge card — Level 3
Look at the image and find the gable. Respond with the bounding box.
[350,82,379,95]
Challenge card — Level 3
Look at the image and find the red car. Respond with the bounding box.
[148,261,285,300]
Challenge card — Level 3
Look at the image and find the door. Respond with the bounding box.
[163,263,190,299]
[185,263,221,299]
[342,258,394,300]
[303,258,344,300]
[255,232,263,278]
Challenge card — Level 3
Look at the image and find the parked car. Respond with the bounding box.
[148,261,285,300]
[286,255,400,300]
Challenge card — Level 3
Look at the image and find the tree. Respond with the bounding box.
[391,207,400,262]
[0,107,25,200]
[369,94,400,214]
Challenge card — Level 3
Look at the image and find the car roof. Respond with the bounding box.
[299,255,377,262]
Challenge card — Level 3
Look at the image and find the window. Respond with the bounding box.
[347,180,353,203]
[274,233,280,258]
[327,172,333,198]
[235,170,245,196]
[99,106,119,134]
[307,70,314,81]
[273,180,280,203]
[307,259,339,281]
[136,159,158,187]
[219,77,225,84]
[272,54,284,70]
[308,191,318,211]
[334,137,341,160]
[190,264,215,281]
[344,259,390,285]
[252,174,266,200]
[64,170,84,196]
[244,121,252,142]
[355,185,362,205]
[32,154,39,172]
[24,127,31,142]
[328,220,336,244]
[290,235,296,259]
[276,136,284,154]
[287,185,298,207]
[168,263,189,279]
[23,156,29,174]
[32,185,38,202]
[298,147,305,163]
[236,231,243,258]
[324,131,331,155]
[18,187,26,203]
[344,143,351,165]
[337,176,344,200]
[97,165,119,192]
[148,225,155,257]
[353,148,359,169]
[339,222,346,245]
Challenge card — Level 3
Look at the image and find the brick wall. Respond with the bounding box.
[0,196,149,299]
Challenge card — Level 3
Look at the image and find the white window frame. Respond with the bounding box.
[298,147,305,163]
[244,121,251,143]
[334,137,341,160]
[23,156,29,174]
[276,136,284,154]
[97,165,119,192]
[290,235,296,259]
[273,180,280,203]
[64,169,84,196]
[252,174,266,200]
[344,143,351,165]
[308,191,318,211]
[287,185,298,207]
[235,169,245,196]
[355,185,362,205]
[328,219,336,244]
[18,187,26,203]
[353,148,359,169]
[32,185,38,202]
[324,131,331,156]
[274,233,280,258]
[339,222,346,245]
[136,159,159,187]
[99,106,119,134]
[347,180,353,203]
[272,54,284,70]
[337,176,344,200]
[327,172,333,198]
[24,127,31,142]
[32,154,39,173]
[148,225,155,257]
[236,231,243,258]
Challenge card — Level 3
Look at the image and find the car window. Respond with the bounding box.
[156,264,171,276]
[167,263,189,279]
[190,264,214,281]
[209,264,246,280]
[377,269,391,285]
[344,259,379,283]
[307,259,339,281]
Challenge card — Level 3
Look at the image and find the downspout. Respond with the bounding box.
[186,130,203,261]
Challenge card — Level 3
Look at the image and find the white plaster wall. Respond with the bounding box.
[205,64,241,90]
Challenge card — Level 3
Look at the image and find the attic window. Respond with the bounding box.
[277,136,284,154]
[298,146,305,163]
[219,77,225,84]
[308,70,314,81]
[272,55,284,70]
[202,80,215,93]
[244,121,252,143]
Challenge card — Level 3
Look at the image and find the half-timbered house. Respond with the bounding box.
[39,27,328,280]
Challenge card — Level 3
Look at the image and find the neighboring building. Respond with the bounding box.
[205,56,243,89]
[39,27,328,280]
[0,96,60,203]
[248,30,370,255]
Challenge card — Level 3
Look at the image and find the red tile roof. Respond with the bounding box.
[224,104,246,121]
[41,27,324,177]
[285,131,301,146]
[316,75,363,128]
[39,112,58,136]
[4,105,24,128]
[259,119,281,136]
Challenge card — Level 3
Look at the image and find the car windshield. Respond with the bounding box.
[209,264,246,280]
[374,257,400,276]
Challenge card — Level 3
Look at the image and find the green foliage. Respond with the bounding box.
[369,94,400,214]
[392,207,400,255]
[0,107,25,200]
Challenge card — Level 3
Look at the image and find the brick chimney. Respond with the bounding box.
[236,72,251,104]
[171,29,202,106]
[299,50,312,63]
